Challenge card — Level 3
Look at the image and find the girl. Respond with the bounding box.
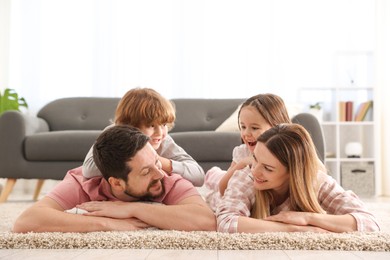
[83,87,204,186]
[217,124,380,233]
[204,93,291,210]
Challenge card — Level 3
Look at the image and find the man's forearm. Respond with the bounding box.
[12,197,143,233]
[13,206,111,233]
[132,202,216,231]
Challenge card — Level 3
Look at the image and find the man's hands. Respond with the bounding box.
[76,201,152,231]
[77,201,135,219]
[106,217,151,231]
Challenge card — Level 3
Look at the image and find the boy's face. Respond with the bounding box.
[123,143,166,200]
[138,123,168,150]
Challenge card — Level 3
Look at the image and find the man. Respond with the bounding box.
[13,125,216,233]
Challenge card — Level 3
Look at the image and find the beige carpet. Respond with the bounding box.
[1,201,389,250]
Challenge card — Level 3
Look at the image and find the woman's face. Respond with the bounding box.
[138,123,168,150]
[251,142,289,196]
[239,106,272,153]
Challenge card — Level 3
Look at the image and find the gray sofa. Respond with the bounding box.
[0,97,325,202]
[0,97,243,201]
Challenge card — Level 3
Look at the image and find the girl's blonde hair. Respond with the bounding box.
[238,93,292,128]
[114,88,176,129]
[251,123,325,219]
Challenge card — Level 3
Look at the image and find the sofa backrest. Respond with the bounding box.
[37,97,120,131]
[170,99,244,132]
[37,97,245,132]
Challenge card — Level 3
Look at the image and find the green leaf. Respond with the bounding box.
[0,88,29,115]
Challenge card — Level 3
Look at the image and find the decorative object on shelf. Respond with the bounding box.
[345,142,363,158]
[308,102,323,122]
[0,88,28,116]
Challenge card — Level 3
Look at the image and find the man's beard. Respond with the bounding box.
[124,178,165,201]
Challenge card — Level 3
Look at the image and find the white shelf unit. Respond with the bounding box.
[298,87,380,196]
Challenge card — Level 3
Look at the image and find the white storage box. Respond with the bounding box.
[340,162,375,197]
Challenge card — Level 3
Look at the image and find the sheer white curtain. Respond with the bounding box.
[5,0,375,114]
[376,0,390,196]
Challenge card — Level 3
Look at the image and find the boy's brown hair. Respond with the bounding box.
[114,88,176,130]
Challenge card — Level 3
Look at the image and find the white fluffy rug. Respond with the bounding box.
[1,201,389,250]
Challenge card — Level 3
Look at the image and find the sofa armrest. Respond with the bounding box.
[0,111,49,169]
[0,110,49,136]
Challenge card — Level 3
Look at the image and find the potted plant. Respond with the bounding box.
[0,88,28,116]
[308,102,323,122]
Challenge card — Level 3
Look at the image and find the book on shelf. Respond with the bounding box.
[345,101,353,121]
[339,101,346,121]
[354,100,373,121]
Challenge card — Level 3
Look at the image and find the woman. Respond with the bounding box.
[216,123,380,233]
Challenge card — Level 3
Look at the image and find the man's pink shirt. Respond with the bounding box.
[47,166,199,210]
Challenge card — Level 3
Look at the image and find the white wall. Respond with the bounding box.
[0,0,10,88]
[3,0,376,114]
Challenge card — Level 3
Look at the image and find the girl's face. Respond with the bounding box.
[138,122,168,150]
[251,142,289,197]
[239,106,272,152]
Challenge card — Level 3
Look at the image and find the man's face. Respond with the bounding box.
[123,143,165,200]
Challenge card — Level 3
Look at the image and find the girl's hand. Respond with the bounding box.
[236,156,253,170]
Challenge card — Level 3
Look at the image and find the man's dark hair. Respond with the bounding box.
[93,125,150,181]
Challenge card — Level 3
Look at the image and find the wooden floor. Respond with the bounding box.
[1,249,390,259]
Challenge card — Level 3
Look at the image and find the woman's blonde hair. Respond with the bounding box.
[114,88,176,129]
[238,93,292,128]
[251,123,325,219]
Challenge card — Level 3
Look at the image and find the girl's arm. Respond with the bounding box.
[218,161,237,196]
[158,135,205,187]
[219,156,252,196]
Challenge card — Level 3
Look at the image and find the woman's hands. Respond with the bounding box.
[265,211,313,226]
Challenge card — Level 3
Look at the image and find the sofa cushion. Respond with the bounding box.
[24,131,101,161]
[170,99,244,132]
[170,131,241,162]
[215,105,241,132]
